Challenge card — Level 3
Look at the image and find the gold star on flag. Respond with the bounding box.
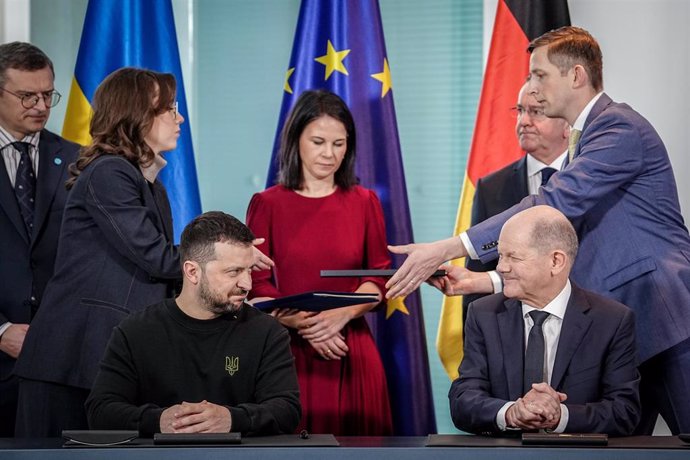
[371,58,393,98]
[386,297,410,319]
[284,67,295,94]
[315,40,350,80]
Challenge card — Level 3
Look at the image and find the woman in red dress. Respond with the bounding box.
[246,90,393,435]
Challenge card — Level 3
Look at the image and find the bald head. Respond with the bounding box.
[497,206,578,306]
[504,206,578,266]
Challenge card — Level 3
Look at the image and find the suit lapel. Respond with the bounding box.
[32,131,68,245]
[497,297,525,400]
[141,179,169,242]
[551,284,593,389]
[512,157,529,202]
[575,93,613,159]
[0,154,29,243]
[152,180,173,242]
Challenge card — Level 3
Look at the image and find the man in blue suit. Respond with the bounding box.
[450,206,640,435]
[464,83,569,314]
[0,42,79,436]
[388,26,690,434]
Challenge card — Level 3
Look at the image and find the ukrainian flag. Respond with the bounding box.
[62,0,201,241]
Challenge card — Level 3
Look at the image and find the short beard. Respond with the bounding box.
[198,273,245,316]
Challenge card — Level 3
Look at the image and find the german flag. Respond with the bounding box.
[437,0,570,380]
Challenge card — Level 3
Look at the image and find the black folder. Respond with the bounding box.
[253,291,379,312]
[521,432,608,446]
[153,432,241,445]
[320,269,446,278]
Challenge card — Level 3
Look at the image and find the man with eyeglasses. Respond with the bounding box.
[0,42,79,436]
[462,83,570,322]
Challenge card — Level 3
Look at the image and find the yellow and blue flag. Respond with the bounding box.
[62,0,201,241]
[267,0,436,435]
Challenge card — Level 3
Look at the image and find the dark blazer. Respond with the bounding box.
[0,130,79,379]
[464,157,528,310]
[466,93,690,363]
[449,283,641,436]
[14,155,181,389]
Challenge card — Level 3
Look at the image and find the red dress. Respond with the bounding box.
[246,185,393,435]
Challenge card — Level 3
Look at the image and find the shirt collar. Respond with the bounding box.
[521,279,571,320]
[0,125,40,153]
[526,151,568,178]
[572,92,604,132]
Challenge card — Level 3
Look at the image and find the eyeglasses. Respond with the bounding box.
[511,105,546,120]
[168,101,178,120]
[0,87,62,109]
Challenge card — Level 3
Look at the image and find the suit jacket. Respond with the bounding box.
[0,130,79,379]
[466,93,690,363]
[14,155,181,389]
[464,156,529,309]
[449,283,640,436]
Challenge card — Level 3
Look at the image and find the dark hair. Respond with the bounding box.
[0,42,54,87]
[67,67,176,189]
[278,89,357,190]
[528,26,603,92]
[180,211,255,266]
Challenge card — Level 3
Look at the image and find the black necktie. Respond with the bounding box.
[524,310,550,394]
[540,167,557,186]
[13,142,36,236]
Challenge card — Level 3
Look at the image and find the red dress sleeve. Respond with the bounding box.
[360,189,391,296]
[246,192,283,299]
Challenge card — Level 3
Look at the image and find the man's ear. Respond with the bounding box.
[550,250,569,276]
[183,260,202,285]
[571,64,589,89]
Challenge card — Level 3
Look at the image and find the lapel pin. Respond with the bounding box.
[54,157,62,165]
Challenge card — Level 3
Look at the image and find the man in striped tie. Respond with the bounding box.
[0,42,79,436]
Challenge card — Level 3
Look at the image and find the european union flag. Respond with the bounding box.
[266,0,436,435]
[62,0,201,242]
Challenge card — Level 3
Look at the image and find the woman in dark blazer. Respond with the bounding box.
[14,68,183,437]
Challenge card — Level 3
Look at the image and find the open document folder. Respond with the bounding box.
[253,292,380,312]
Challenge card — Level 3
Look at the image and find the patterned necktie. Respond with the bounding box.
[524,310,550,394]
[568,129,582,162]
[540,167,557,186]
[12,142,36,236]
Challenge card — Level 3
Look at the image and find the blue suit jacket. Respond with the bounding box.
[466,93,690,362]
[0,130,79,379]
[14,155,181,389]
[449,283,640,436]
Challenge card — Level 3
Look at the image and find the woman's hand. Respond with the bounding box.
[298,307,353,342]
[270,308,316,329]
[308,333,349,360]
[251,238,274,271]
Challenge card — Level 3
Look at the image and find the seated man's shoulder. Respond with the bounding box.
[578,287,632,316]
[468,292,513,315]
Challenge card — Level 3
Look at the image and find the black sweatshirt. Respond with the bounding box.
[86,298,301,436]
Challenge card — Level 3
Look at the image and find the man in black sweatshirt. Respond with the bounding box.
[86,211,300,436]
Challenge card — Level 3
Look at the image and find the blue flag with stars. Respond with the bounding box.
[266,0,436,436]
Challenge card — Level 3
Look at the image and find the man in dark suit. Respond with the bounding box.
[0,42,79,436]
[449,206,640,436]
[464,83,569,314]
[388,26,690,435]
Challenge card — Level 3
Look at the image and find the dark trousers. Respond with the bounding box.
[15,378,89,437]
[0,375,18,436]
[635,336,690,435]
